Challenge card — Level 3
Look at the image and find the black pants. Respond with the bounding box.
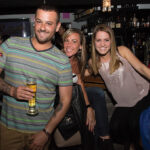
[110,92,150,146]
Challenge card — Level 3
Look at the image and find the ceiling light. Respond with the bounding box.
[102,0,111,12]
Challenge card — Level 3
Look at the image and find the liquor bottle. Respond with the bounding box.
[115,16,121,28]
[109,17,115,29]
[132,13,137,28]
[129,17,133,27]
[146,16,150,28]
[132,33,137,54]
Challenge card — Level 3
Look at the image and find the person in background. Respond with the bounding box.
[0,5,73,150]
[59,23,68,37]
[87,24,150,150]
[0,34,10,44]
[54,23,68,50]
[140,106,150,150]
[0,35,3,45]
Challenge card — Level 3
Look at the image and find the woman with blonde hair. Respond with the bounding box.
[63,28,95,131]
[87,24,150,149]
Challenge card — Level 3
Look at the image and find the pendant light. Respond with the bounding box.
[102,0,111,12]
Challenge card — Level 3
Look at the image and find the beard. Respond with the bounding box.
[35,30,53,44]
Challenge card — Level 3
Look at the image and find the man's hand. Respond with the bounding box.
[10,86,34,100]
[0,77,34,101]
[29,131,49,150]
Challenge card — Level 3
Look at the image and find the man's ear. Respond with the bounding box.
[56,22,61,32]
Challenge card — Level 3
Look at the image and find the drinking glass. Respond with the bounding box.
[26,77,38,116]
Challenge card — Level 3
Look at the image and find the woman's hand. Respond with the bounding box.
[86,107,96,132]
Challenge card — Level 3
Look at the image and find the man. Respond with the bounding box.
[0,5,73,150]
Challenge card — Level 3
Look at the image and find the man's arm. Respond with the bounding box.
[45,85,72,133]
[29,85,73,149]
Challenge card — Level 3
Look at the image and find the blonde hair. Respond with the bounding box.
[63,28,87,78]
[91,24,121,75]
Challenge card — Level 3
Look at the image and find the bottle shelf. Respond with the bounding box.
[78,7,150,64]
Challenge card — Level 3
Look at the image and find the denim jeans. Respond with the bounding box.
[140,106,150,150]
[85,87,109,137]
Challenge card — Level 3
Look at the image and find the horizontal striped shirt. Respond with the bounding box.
[0,37,72,133]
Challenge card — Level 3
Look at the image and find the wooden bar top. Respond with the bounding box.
[83,75,106,89]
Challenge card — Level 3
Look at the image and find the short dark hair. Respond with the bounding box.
[36,5,60,23]
[61,23,68,31]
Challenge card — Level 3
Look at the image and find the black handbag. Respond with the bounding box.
[54,84,87,140]
[58,105,79,140]
[54,84,95,149]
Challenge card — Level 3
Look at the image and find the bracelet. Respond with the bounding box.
[42,128,51,138]
[86,104,92,109]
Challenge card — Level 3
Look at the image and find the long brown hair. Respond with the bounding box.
[91,24,121,75]
[63,28,87,79]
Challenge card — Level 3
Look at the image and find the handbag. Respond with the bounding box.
[54,129,81,147]
[53,83,87,148]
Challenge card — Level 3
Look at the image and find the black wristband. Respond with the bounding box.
[86,104,92,109]
[42,128,51,138]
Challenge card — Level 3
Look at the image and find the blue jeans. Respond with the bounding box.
[140,106,150,150]
[85,87,109,137]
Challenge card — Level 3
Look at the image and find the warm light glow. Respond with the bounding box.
[102,0,111,12]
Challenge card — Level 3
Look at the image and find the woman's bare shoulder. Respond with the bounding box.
[118,46,131,57]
